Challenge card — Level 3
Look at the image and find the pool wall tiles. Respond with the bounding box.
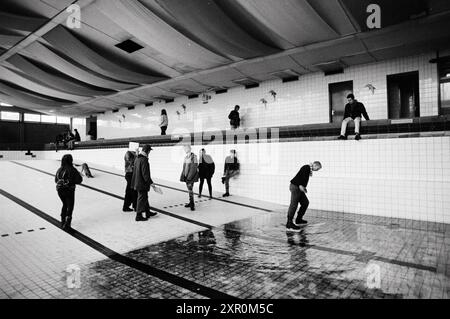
[39,135,450,224]
[96,52,438,139]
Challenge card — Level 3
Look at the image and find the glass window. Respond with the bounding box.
[1,111,20,121]
[24,113,41,122]
[57,116,71,124]
[41,115,56,123]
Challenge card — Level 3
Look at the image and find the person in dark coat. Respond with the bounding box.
[338,94,370,141]
[221,150,240,197]
[55,154,83,230]
[228,105,240,130]
[123,150,137,212]
[131,145,158,221]
[286,161,322,232]
[198,148,215,199]
[74,129,81,142]
[180,145,199,211]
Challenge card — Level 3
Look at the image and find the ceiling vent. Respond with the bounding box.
[270,69,302,79]
[314,60,346,76]
[215,88,228,94]
[115,39,144,53]
[232,77,259,88]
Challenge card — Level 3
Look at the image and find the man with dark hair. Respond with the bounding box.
[74,129,81,142]
[228,105,241,130]
[286,161,322,232]
[338,94,370,141]
[131,145,158,221]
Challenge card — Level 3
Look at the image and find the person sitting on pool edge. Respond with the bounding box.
[286,161,322,232]
[338,94,370,141]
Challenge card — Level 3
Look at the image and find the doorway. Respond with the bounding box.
[86,116,97,140]
[387,71,420,119]
[329,81,353,123]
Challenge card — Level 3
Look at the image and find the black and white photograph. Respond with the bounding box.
[0,0,449,310]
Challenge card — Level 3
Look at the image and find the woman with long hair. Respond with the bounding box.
[55,154,83,229]
[159,109,168,135]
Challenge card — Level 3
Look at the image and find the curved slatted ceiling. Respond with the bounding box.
[138,0,279,60]
[22,42,138,91]
[42,25,168,85]
[7,54,115,97]
[0,11,46,33]
[0,81,74,108]
[0,0,449,115]
[0,66,87,102]
[215,0,339,47]
[94,0,231,71]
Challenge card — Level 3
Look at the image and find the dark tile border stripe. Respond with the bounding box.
[80,164,273,213]
[11,161,212,230]
[0,188,236,300]
[11,161,438,273]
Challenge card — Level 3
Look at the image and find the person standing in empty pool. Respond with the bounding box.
[55,154,82,230]
[286,161,322,232]
[123,149,137,212]
[180,145,199,211]
[159,109,168,135]
[131,145,158,221]
[198,148,215,199]
[222,150,240,197]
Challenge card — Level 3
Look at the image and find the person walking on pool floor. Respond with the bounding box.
[55,154,83,230]
[180,145,199,211]
[286,161,322,232]
[198,148,215,199]
[131,145,158,221]
[123,149,137,212]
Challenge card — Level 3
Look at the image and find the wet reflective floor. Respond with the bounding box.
[0,160,449,299]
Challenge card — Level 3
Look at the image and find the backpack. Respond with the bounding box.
[56,170,70,190]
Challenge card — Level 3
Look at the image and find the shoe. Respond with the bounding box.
[338,135,347,140]
[146,211,158,218]
[62,217,72,230]
[222,193,230,197]
[286,223,302,232]
[209,195,213,200]
[135,214,148,222]
[122,207,133,212]
[294,219,308,226]
[190,205,195,211]
[60,216,65,226]
[221,177,225,184]
[355,134,361,141]
[198,194,202,198]
[185,203,191,208]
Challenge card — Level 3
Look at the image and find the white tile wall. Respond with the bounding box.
[39,136,450,224]
[97,53,439,139]
[0,151,39,161]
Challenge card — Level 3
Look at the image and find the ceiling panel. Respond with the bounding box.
[290,38,367,67]
[235,55,309,81]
